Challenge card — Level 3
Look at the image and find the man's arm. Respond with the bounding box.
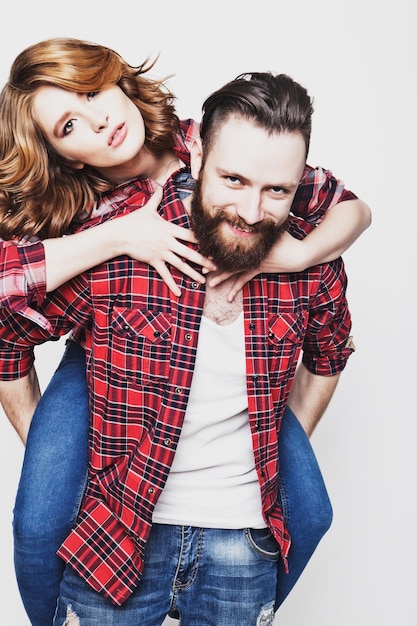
[287,362,340,437]
[0,367,40,444]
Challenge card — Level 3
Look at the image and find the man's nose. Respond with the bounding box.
[236,190,264,225]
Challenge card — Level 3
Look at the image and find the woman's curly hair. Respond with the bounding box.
[0,38,179,240]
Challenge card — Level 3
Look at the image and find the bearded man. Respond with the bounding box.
[0,72,355,625]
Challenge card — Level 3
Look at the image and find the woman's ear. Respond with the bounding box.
[71,160,85,170]
[189,137,203,180]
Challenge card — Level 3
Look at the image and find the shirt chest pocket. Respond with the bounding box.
[110,307,171,384]
[267,312,307,386]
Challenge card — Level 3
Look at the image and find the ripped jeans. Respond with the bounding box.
[54,525,277,626]
[13,340,332,625]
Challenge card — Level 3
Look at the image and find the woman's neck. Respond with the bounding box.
[101,149,180,186]
[145,150,181,185]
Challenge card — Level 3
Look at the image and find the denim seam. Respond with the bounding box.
[171,526,204,594]
[277,473,290,526]
[70,469,89,527]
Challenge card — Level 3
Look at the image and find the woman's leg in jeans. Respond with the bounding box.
[275,406,333,610]
[13,340,89,626]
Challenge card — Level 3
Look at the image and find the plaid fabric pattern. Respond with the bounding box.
[0,239,47,324]
[54,203,353,605]
[0,120,355,603]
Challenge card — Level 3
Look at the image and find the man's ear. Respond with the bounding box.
[190,137,203,180]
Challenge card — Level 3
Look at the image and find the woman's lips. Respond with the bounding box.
[109,123,127,147]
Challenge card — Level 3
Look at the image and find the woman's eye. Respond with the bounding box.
[86,91,99,101]
[63,120,75,136]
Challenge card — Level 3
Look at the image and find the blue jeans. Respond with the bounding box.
[13,341,332,625]
[13,341,90,626]
[275,405,332,609]
[54,525,278,625]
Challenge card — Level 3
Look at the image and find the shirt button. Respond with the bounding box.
[190,281,199,289]
[185,333,192,341]
[249,323,255,330]
[175,387,182,394]
[164,438,172,446]
[154,330,161,337]
[148,487,155,494]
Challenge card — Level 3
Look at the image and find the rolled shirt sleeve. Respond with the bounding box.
[291,165,357,224]
[301,257,355,375]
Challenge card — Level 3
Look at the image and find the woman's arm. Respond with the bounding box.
[253,197,371,273]
[45,188,215,297]
[209,197,372,300]
[281,198,371,270]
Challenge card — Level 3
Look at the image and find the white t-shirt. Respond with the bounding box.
[152,313,265,529]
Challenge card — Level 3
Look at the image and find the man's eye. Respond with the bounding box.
[63,120,75,136]
[270,186,287,195]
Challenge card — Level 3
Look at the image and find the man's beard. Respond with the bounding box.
[190,175,287,272]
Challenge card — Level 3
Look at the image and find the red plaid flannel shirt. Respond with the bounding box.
[0,120,356,604]
[0,119,355,343]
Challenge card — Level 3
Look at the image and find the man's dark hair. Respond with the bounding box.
[200,72,314,159]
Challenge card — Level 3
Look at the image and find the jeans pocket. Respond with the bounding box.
[244,527,280,561]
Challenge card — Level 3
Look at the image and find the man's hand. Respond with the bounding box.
[0,368,41,444]
[287,363,340,437]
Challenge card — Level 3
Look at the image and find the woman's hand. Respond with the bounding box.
[45,187,215,294]
[114,187,216,296]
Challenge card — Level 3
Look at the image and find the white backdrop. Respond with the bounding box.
[0,1,415,624]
